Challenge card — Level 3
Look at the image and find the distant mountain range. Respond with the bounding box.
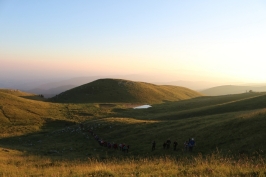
[200,85,266,96]
[19,76,223,98]
[2,75,266,97]
[155,80,223,90]
[25,76,102,97]
[27,85,77,98]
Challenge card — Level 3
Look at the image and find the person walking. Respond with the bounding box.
[184,141,188,151]
[166,139,171,149]
[163,142,167,149]
[173,140,178,151]
[189,138,195,152]
[152,141,156,151]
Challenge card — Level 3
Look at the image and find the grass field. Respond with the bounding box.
[0,88,266,176]
[0,149,265,177]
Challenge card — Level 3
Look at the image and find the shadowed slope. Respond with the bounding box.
[49,78,202,104]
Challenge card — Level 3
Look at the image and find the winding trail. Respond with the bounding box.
[0,106,11,122]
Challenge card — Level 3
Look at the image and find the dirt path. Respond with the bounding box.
[0,106,11,122]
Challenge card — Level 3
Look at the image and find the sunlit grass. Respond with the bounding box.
[101,117,159,124]
[0,149,265,177]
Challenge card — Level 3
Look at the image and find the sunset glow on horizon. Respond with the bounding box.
[1,0,266,85]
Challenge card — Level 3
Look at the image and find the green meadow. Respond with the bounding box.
[0,79,266,176]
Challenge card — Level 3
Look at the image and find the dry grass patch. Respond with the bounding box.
[0,149,265,177]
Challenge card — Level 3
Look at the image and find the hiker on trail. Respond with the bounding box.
[166,139,171,149]
[184,141,188,151]
[188,138,195,152]
[103,141,108,147]
[152,141,156,151]
[107,142,112,148]
[95,135,99,141]
[122,144,126,152]
[173,140,178,151]
[113,143,118,150]
[119,143,123,151]
[123,144,129,152]
[163,142,167,149]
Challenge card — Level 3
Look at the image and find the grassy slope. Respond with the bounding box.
[0,89,78,137]
[49,78,202,104]
[0,89,135,137]
[76,92,266,157]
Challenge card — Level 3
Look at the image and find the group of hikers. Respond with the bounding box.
[88,129,130,152]
[152,138,196,152]
[81,124,195,153]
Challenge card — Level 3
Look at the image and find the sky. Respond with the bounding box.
[1,0,266,86]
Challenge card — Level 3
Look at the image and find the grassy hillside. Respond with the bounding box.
[49,78,202,104]
[0,89,72,137]
[0,89,110,137]
[0,89,135,137]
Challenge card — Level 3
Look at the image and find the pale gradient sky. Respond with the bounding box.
[1,0,266,84]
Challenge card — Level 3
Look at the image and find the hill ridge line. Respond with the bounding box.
[0,106,11,122]
[214,93,266,106]
[50,78,202,104]
[182,93,266,114]
[158,93,266,120]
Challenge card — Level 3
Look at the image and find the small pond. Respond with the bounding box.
[133,105,152,109]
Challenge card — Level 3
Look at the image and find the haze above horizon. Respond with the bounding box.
[1,1,266,86]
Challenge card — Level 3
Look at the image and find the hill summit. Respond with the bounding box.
[50,78,202,103]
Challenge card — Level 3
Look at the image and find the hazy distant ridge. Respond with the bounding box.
[201,85,266,96]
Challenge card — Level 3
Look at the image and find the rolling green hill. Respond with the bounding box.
[50,78,202,104]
